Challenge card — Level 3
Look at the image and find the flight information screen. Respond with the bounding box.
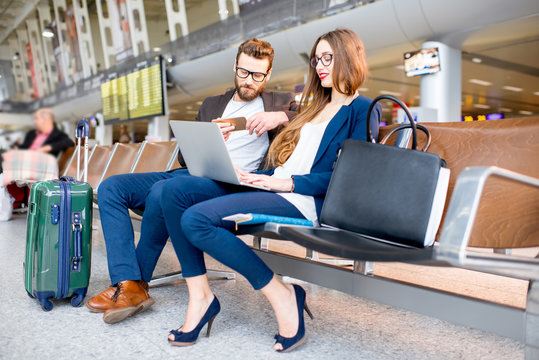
[101,56,164,123]
[403,48,441,77]
[127,56,164,120]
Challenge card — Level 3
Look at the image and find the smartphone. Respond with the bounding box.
[213,117,247,131]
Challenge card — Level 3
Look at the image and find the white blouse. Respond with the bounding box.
[221,97,269,172]
[272,120,330,222]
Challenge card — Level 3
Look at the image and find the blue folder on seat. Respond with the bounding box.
[223,213,313,231]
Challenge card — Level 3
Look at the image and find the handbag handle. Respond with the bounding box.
[380,123,432,152]
[366,95,417,150]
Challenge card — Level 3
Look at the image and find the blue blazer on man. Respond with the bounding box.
[258,95,382,218]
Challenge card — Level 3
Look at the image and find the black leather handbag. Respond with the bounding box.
[320,95,449,247]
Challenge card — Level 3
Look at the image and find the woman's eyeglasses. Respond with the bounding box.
[235,67,268,82]
[310,53,334,68]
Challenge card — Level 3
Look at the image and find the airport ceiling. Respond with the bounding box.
[0,0,538,125]
[165,3,539,121]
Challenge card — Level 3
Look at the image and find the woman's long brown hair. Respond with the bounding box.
[265,28,368,168]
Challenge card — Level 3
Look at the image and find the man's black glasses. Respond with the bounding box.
[235,67,268,82]
[310,53,334,68]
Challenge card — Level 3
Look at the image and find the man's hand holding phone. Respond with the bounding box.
[212,118,235,141]
[213,117,247,141]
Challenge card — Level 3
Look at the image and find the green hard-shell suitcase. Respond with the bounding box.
[24,119,93,311]
[24,178,93,310]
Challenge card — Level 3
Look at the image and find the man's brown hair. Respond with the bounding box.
[235,38,275,70]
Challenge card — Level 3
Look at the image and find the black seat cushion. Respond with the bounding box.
[279,226,439,263]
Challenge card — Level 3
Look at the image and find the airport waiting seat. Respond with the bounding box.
[63,145,98,179]
[61,146,80,178]
[238,117,539,357]
[83,145,113,190]
[57,146,76,176]
[168,161,182,171]
[131,141,180,173]
[95,142,142,193]
[125,141,179,221]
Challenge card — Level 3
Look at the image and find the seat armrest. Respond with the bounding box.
[435,166,539,280]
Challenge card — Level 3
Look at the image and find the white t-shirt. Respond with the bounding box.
[221,96,269,172]
[273,120,330,222]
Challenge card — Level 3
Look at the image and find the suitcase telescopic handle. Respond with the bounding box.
[76,118,90,138]
[76,118,90,182]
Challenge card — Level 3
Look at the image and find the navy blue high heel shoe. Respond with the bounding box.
[274,284,314,353]
[168,296,221,347]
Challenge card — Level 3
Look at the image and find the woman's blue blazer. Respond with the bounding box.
[258,95,382,218]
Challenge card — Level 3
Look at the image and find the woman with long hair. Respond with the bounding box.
[161,28,381,352]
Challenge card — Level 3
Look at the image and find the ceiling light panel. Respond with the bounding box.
[469,79,492,86]
[473,104,491,109]
[502,86,523,92]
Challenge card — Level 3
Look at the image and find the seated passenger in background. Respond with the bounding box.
[117,123,132,144]
[161,28,381,352]
[88,38,298,324]
[0,108,73,184]
[15,108,74,156]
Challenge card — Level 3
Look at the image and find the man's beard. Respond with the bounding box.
[234,77,264,102]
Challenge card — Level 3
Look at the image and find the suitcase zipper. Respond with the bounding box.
[71,212,82,272]
[56,181,71,299]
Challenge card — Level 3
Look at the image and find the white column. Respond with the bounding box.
[37,3,59,92]
[230,0,239,16]
[95,112,113,145]
[218,0,239,20]
[15,29,32,100]
[25,18,47,97]
[8,35,28,100]
[52,0,73,85]
[164,0,189,41]
[73,0,97,78]
[147,115,170,142]
[125,0,150,56]
[420,41,461,123]
[95,0,116,68]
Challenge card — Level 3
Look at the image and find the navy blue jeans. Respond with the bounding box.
[160,176,304,290]
[97,168,189,285]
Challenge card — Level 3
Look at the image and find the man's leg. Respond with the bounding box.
[88,169,187,315]
[98,171,187,284]
[135,178,175,283]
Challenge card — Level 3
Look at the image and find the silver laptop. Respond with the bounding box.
[169,120,269,191]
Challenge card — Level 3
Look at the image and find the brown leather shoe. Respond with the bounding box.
[87,281,148,313]
[87,286,117,313]
[103,280,154,324]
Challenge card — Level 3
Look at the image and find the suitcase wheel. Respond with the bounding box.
[71,293,85,307]
[39,298,53,312]
[35,291,54,311]
[71,287,87,307]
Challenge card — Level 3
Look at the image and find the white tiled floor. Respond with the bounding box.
[0,213,525,359]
